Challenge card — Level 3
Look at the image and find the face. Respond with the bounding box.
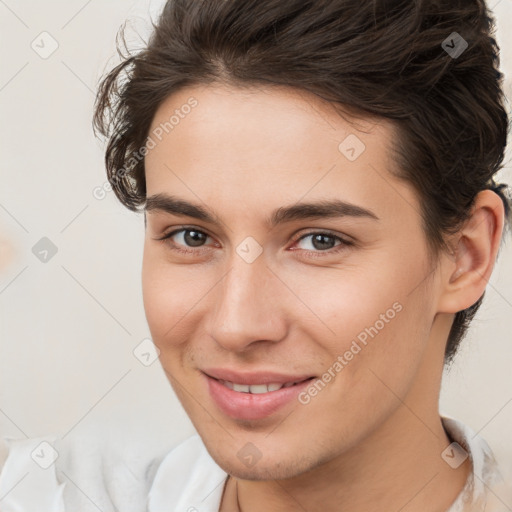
[142,83,443,480]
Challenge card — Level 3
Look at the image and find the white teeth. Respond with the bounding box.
[232,383,250,392]
[220,380,292,393]
[249,384,271,394]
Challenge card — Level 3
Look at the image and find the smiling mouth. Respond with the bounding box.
[215,377,315,394]
[205,373,317,420]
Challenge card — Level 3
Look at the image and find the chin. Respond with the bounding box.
[208,445,320,481]
[224,461,308,481]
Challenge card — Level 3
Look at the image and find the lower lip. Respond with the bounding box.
[204,373,315,421]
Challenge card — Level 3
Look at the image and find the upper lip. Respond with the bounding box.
[202,368,315,385]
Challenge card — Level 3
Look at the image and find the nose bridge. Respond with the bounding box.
[209,252,286,350]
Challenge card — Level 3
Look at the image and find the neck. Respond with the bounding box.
[226,410,470,512]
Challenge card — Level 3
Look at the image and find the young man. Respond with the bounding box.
[1,0,511,510]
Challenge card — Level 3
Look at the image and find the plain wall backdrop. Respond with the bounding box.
[1,0,511,473]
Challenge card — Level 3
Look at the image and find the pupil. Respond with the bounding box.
[312,234,334,250]
[185,230,206,247]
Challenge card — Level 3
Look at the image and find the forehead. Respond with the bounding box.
[146,83,391,157]
[143,83,417,226]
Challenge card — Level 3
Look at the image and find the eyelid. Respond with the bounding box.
[156,225,352,242]
[292,228,354,245]
[154,225,217,250]
[155,224,214,240]
[289,230,354,258]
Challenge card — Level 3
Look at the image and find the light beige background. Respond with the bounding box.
[0,0,511,473]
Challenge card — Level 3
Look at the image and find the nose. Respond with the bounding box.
[208,253,288,353]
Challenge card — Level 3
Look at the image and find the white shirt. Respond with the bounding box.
[0,416,510,511]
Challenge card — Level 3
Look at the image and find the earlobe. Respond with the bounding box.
[438,190,505,313]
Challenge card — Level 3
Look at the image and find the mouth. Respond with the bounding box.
[203,372,317,421]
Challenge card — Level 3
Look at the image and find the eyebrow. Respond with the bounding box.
[144,193,379,227]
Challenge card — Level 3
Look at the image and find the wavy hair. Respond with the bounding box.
[93,0,511,364]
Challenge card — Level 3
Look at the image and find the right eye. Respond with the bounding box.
[155,227,216,255]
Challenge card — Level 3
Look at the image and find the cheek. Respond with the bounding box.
[289,262,410,346]
[141,245,194,347]
[295,284,433,441]
[292,250,434,388]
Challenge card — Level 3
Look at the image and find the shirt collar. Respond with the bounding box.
[441,415,507,511]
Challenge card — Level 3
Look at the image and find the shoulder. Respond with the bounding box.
[442,416,512,512]
[147,434,229,511]
[0,432,167,512]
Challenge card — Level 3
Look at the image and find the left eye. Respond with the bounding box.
[294,232,345,251]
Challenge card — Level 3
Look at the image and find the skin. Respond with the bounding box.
[141,83,504,511]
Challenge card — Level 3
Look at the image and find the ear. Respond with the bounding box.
[437,189,505,314]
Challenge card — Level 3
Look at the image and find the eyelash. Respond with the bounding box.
[154,226,354,258]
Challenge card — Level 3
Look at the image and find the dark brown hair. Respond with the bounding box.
[93,0,511,364]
